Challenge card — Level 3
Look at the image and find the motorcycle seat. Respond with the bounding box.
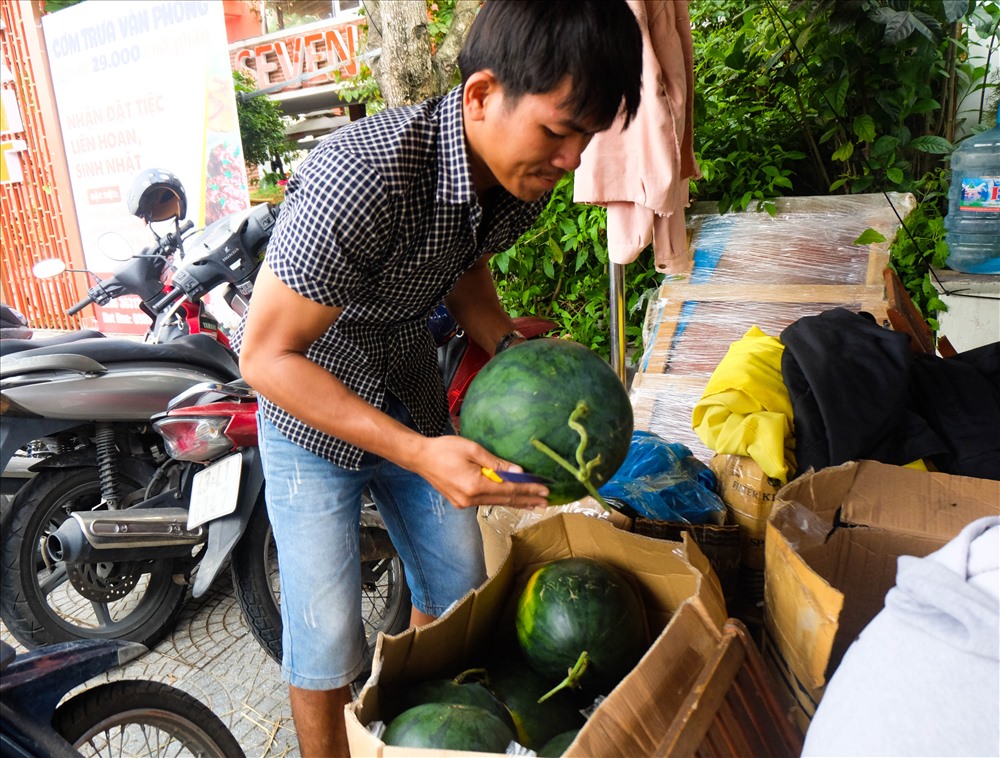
[1,333,241,381]
[0,329,105,357]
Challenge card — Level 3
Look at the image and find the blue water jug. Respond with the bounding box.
[943,112,1000,274]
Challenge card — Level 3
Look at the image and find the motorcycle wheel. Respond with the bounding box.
[0,467,188,649]
[231,493,412,664]
[52,680,245,758]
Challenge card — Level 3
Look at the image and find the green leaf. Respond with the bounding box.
[831,77,849,117]
[872,135,901,157]
[832,141,855,161]
[886,167,904,184]
[546,237,564,265]
[495,250,510,275]
[853,228,887,245]
[910,98,941,115]
[882,11,916,45]
[853,114,876,143]
[943,0,970,23]
[909,136,954,154]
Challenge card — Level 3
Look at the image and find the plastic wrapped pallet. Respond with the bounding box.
[630,192,916,462]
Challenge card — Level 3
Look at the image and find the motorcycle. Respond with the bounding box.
[147,308,557,664]
[0,303,32,341]
[0,169,278,651]
[0,637,244,757]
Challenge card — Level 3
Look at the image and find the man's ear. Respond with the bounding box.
[463,70,498,123]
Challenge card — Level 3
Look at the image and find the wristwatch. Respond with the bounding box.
[495,329,526,354]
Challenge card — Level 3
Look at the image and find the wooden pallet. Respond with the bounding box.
[631,192,916,460]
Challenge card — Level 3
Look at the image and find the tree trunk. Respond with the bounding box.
[366,0,432,107]
[431,0,481,93]
[364,0,480,107]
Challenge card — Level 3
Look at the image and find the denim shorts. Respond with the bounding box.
[257,397,487,690]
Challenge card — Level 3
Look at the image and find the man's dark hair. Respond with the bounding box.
[458,0,643,131]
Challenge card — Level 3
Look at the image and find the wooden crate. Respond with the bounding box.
[654,618,804,757]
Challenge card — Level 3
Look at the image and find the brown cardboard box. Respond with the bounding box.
[763,460,1000,735]
[477,500,633,576]
[347,512,729,757]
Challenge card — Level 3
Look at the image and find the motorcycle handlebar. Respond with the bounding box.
[66,295,94,317]
[63,220,195,318]
[149,286,185,313]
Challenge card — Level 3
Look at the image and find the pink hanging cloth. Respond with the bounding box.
[574,0,699,274]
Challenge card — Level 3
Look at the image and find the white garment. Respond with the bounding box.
[803,516,1000,757]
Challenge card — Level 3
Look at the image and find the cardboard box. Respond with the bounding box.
[477,500,633,576]
[763,460,1000,734]
[347,512,729,757]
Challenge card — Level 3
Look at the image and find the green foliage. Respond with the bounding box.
[41,0,84,12]
[690,0,997,205]
[233,71,298,168]
[490,175,661,360]
[886,170,952,327]
[336,64,385,116]
[426,0,458,43]
[688,0,998,327]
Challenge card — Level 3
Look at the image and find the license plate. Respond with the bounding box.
[188,453,242,529]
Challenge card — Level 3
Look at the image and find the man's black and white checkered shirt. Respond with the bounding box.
[233,86,548,469]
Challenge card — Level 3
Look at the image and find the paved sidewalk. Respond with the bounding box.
[1,572,300,757]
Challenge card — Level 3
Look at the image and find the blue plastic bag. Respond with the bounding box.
[599,431,726,524]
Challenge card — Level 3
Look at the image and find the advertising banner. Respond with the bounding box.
[43,0,248,333]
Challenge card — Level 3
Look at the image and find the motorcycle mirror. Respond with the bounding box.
[32,259,67,279]
[97,231,134,261]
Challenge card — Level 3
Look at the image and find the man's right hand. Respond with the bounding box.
[410,435,550,510]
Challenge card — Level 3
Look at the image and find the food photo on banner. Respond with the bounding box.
[41,0,249,334]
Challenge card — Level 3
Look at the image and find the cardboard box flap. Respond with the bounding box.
[774,460,861,522]
[839,461,1000,536]
[570,602,723,757]
[508,514,728,632]
[376,551,517,687]
[764,505,844,691]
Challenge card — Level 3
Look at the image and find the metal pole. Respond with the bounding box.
[609,262,627,384]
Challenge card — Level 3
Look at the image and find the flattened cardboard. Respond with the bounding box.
[763,460,1000,734]
[347,512,727,757]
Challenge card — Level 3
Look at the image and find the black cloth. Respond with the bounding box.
[909,342,1000,479]
[781,308,1000,480]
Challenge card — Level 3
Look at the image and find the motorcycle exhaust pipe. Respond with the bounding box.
[47,509,206,564]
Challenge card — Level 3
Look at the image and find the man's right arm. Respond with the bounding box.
[239,264,549,509]
[239,263,423,464]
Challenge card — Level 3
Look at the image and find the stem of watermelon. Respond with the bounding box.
[530,401,611,512]
[453,668,488,685]
[537,651,589,703]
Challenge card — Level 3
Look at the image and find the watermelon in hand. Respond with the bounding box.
[460,338,633,504]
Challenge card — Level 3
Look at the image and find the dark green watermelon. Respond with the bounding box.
[515,557,647,697]
[484,660,586,751]
[539,729,581,756]
[381,702,515,752]
[389,673,515,733]
[460,338,633,504]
